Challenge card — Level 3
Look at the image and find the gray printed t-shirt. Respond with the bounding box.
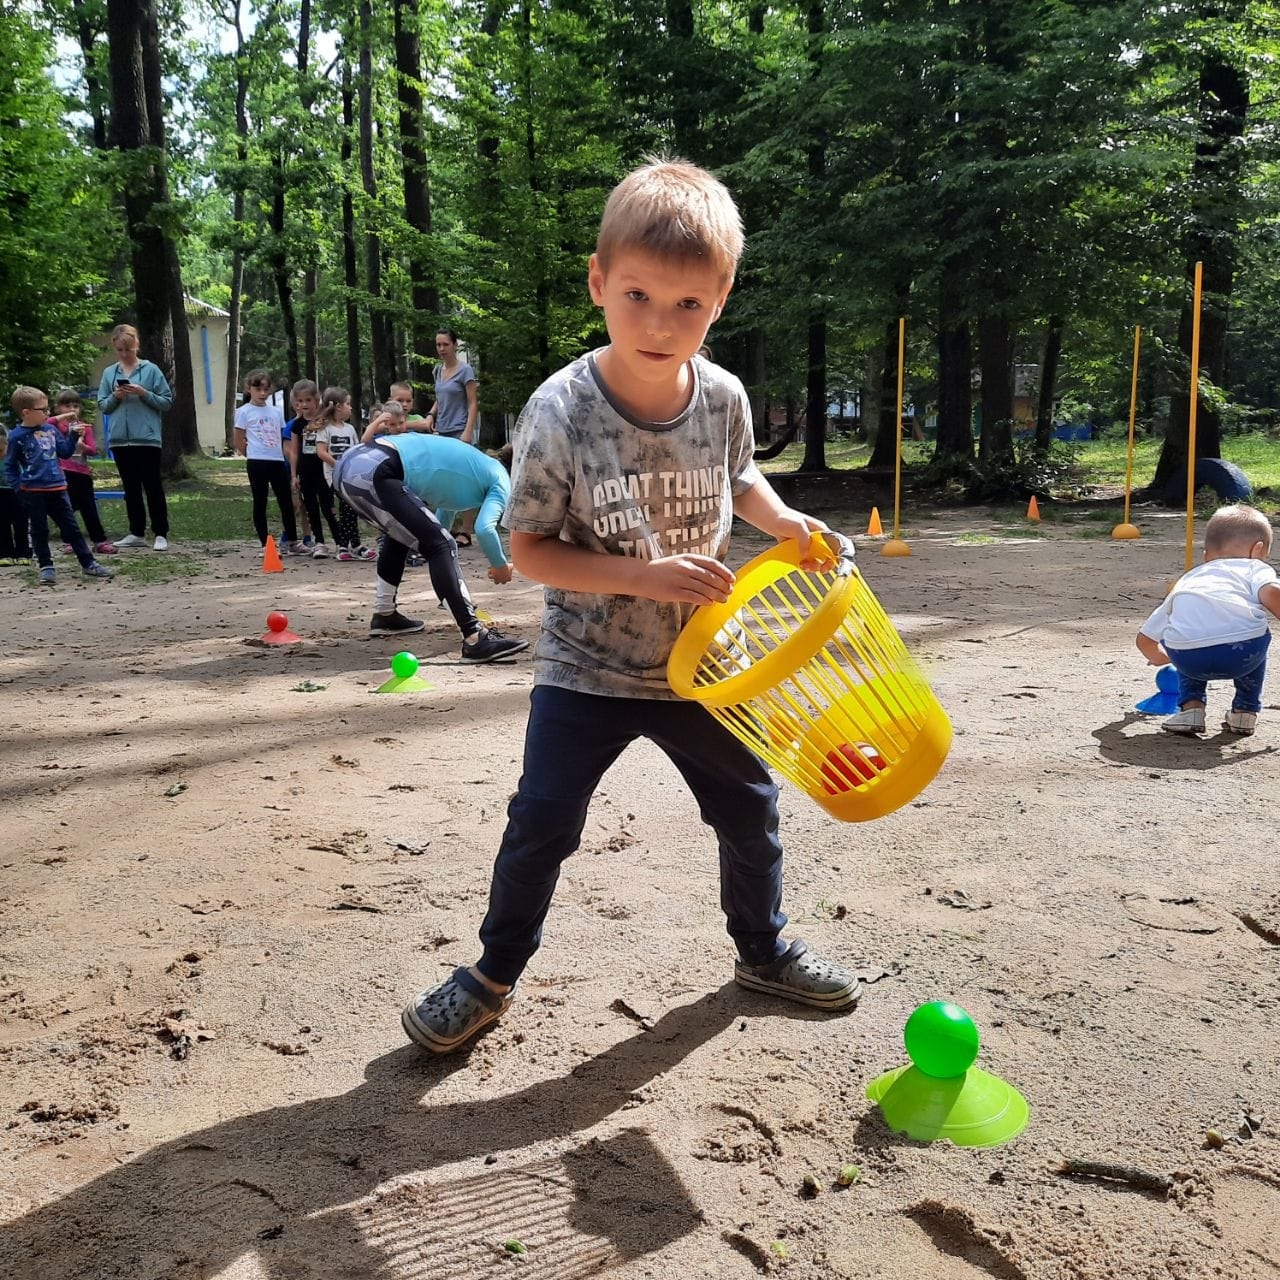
[504,351,762,699]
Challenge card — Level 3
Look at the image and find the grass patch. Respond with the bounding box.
[93,453,253,542]
[758,430,1280,498]
[111,551,206,584]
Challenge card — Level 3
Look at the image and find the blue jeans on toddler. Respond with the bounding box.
[1166,633,1269,714]
[476,685,789,987]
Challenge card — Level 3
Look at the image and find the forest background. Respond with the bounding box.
[3,0,1280,495]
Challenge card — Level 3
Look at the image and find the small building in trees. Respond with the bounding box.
[90,296,231,454]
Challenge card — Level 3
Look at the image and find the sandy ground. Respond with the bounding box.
[1,506,1279,1280]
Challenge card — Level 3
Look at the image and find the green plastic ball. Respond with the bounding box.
[390,651,419,680]
[903,1001,980,1079]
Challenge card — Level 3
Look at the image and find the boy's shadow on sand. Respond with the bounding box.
[1093,712,1276,771]
[1,986,792,1279]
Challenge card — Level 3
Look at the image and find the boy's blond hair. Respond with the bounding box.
[596,159,744,283]
[1205,504,1273,555]
[11,386,45,412]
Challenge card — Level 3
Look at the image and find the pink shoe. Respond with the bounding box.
[61,543,74,555]
[94,541,118,555]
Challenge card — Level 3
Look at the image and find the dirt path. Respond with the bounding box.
[2,513,1278,1279]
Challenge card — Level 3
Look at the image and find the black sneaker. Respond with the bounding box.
[461,628,529,663]
[369,610,425,637]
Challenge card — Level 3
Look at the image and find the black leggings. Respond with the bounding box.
[297,453,341,545]
[337,445,478,636]
[112,445,169,538]
[335,496,361,550]
[246,458,297,545]
[65,471,107,544]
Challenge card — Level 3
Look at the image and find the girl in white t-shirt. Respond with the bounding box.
[1137,504,1280,737]
[313,387,375,561]
[233,370,298,549]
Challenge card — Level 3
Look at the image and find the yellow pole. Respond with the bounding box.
[1185,261,1203,570]
[1111,326,1142,540]
[882,316,912,557]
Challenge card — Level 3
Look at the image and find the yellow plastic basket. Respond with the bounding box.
[667,533,951,822]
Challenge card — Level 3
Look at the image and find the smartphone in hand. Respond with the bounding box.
[115,378,130,389]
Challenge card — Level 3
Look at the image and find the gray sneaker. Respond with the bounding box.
[82,562,114,580]
[734,939,862,1011]
[39,566,56,586]
[402,967,516,1054]
[1161,707,1206,735]
[461,628,529,663]
[1224,709,1258,736]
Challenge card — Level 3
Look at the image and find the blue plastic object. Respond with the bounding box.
[1136,664,1179,714]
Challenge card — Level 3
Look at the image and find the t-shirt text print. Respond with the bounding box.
[505,352,762,699]
[593,465,727,557]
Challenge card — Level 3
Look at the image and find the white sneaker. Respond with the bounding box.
[115,533,147,549]
[1161,707,1206,736]
[1224,709,1258,736]
[311,543,330,559]
[153,535,169,551]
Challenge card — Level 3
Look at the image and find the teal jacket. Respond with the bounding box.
[97,359,173,448]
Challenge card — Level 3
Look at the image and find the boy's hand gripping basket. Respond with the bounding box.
[667,532,951,822]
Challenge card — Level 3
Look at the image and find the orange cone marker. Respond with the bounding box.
[867,507,884,537]
[263,534,284,572]
[1026,496,1041,522]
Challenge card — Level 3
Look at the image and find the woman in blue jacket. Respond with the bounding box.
[97,323,173,550]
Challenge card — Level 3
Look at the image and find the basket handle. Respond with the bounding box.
[812,529,857,577]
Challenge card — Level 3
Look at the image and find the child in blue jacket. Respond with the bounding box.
[5,387,113,585]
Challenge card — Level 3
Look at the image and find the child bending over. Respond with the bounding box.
[1137,504,1280,736]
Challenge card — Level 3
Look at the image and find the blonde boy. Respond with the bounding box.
[401,160,863,1054]
[1137,504,1280,736]
[4,386,112,585]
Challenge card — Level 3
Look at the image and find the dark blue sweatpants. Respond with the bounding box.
[477,685,789,985]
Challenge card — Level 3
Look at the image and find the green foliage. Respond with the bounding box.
[9,0,1280,462]
[0,9,119,393]
[916,439,1077,504]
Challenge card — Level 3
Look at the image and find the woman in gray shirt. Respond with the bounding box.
[426,329,477,444]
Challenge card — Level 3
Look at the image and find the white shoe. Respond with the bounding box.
[1224,709,1258,736]
[1161,708,1206,735]
[153,535,169,551]
[311,542,330,559]
[115,533,147,549]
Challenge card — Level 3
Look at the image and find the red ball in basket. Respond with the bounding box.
[666,531,950,822]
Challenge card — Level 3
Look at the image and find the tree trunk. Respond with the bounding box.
[139,0,197,469]
[1034,316,1062,452]
[105,0,192,477]
[221,4,251,451]
[268,150,301,386]
[1153,51,1248,489]
[394,0,439,411]
[799,0,827,473]
[359,0,394,398]
[935,321,973,459]
[868,319,899,470]
[977,315,1013,459]
[341,66,363,413]
[665,0,696,157]
[69,0,108,149]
